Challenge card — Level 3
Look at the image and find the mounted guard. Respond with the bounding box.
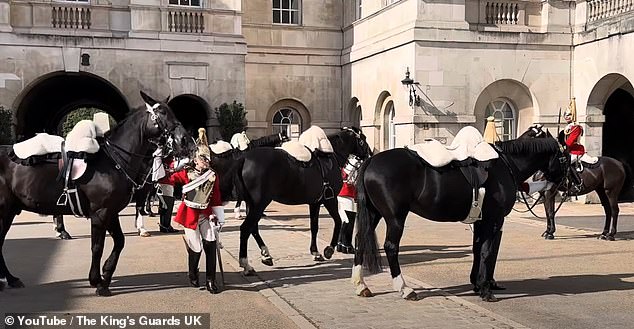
[559,98,598,194]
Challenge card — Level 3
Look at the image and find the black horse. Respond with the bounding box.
[210,132,288,265]
[523,126,626,240]
[234,127,372,274]
[352,128,567,302]
[0,91,195,296]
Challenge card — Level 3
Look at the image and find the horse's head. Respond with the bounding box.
[517,125,569,183]
[340,126,373,160]
[140,91,196,158]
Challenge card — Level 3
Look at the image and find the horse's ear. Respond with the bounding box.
[140,91,157,106]
[546,128,552,137]
[164,96,171,104]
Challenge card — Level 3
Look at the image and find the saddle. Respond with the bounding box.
[11,120,103,217]
[277,126,337,201]
[209,140,233,154]
[408,126,498,224]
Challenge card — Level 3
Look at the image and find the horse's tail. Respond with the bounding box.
[355,158,382,274]
[617,158,633,201]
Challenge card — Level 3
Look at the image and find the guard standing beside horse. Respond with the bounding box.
[336,155,362,254]
[170,128,224,294]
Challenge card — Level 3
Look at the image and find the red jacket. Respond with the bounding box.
[339,170,356,198]
[564,124,585,156]
[170,169,222,230]
[158,158,174,185]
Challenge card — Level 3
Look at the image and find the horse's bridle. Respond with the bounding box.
[104,103,179,190]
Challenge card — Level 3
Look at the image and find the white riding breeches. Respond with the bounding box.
[337,196,356,223]
[183,206,225,252]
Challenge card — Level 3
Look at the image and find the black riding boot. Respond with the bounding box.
[337,211,356,254]
[569,166,583,194]
[202,239,220,294]
[186,246,201,287]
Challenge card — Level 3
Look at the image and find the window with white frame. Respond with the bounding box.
[387,103,396,149]
[382,0,399,7]
[485,99,516,141]
[273,0,301,25]
[169,0,201,7]
[272,108,302,140]
[355,0,363,20]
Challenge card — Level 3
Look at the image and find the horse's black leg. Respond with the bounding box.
[471,220,501,302]
[322,198,343,259]
[53,215,72,240]
[100,215,125,296]
[308,203,324,261]
[89,214,109,296]
[542,189,556,240]
[239,202,268,275]
[596,189,616,240]
[384,216,416,300]
[250,225,273,266]
[0,209,24,289]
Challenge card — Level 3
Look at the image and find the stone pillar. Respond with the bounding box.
[0,0,12,32]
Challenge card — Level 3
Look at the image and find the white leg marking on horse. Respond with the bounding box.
[260,246,271,258]
[351,265,368,295]
[393,274,415,299]
[239,257,255,274]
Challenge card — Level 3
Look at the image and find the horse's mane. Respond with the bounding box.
[102,106,145,139]
[211,148,241,159]
[495,138,560,154]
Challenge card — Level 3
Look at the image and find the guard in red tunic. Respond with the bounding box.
[336,155,361,254]
[560,99,584,191]
[170,128,224,294]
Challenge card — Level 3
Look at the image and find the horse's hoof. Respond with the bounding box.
[242,269,256,276]
[0,281,5,291]
[96,286,112,297]
[404,291,418,301]
[313,254,325,262]
[481,292,499,302]
[358,288,373,297]
[608,235,616,241]
[343,246,356,254]
[59,231,73,240]
[261,257,274,266]
[544,233,554,240]
[323,246,334,259]
[336,244,343,252]
[599,234,608,240]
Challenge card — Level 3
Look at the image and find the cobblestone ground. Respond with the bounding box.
[220,207,528,329]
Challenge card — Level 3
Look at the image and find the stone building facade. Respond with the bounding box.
[1,0,634,192]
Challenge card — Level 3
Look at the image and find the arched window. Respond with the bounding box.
[272,108,302,140]
[486,99,515,141]
[387,103,396,149]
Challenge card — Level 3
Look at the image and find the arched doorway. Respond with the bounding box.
[168,94,210,138]
[14,72,128,139]
[602,88,634,201]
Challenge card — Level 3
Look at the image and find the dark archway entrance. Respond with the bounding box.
[14,72,128,140]
[168,94,209,138]
[602,88,634,201]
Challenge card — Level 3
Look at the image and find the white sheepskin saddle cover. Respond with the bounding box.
[13,120,101,159]
[230,131,251,151]
[409,126,498,167]
[278,126,333,162]
[209,140,233,154]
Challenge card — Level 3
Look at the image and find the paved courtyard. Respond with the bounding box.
[2,200,634,328]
